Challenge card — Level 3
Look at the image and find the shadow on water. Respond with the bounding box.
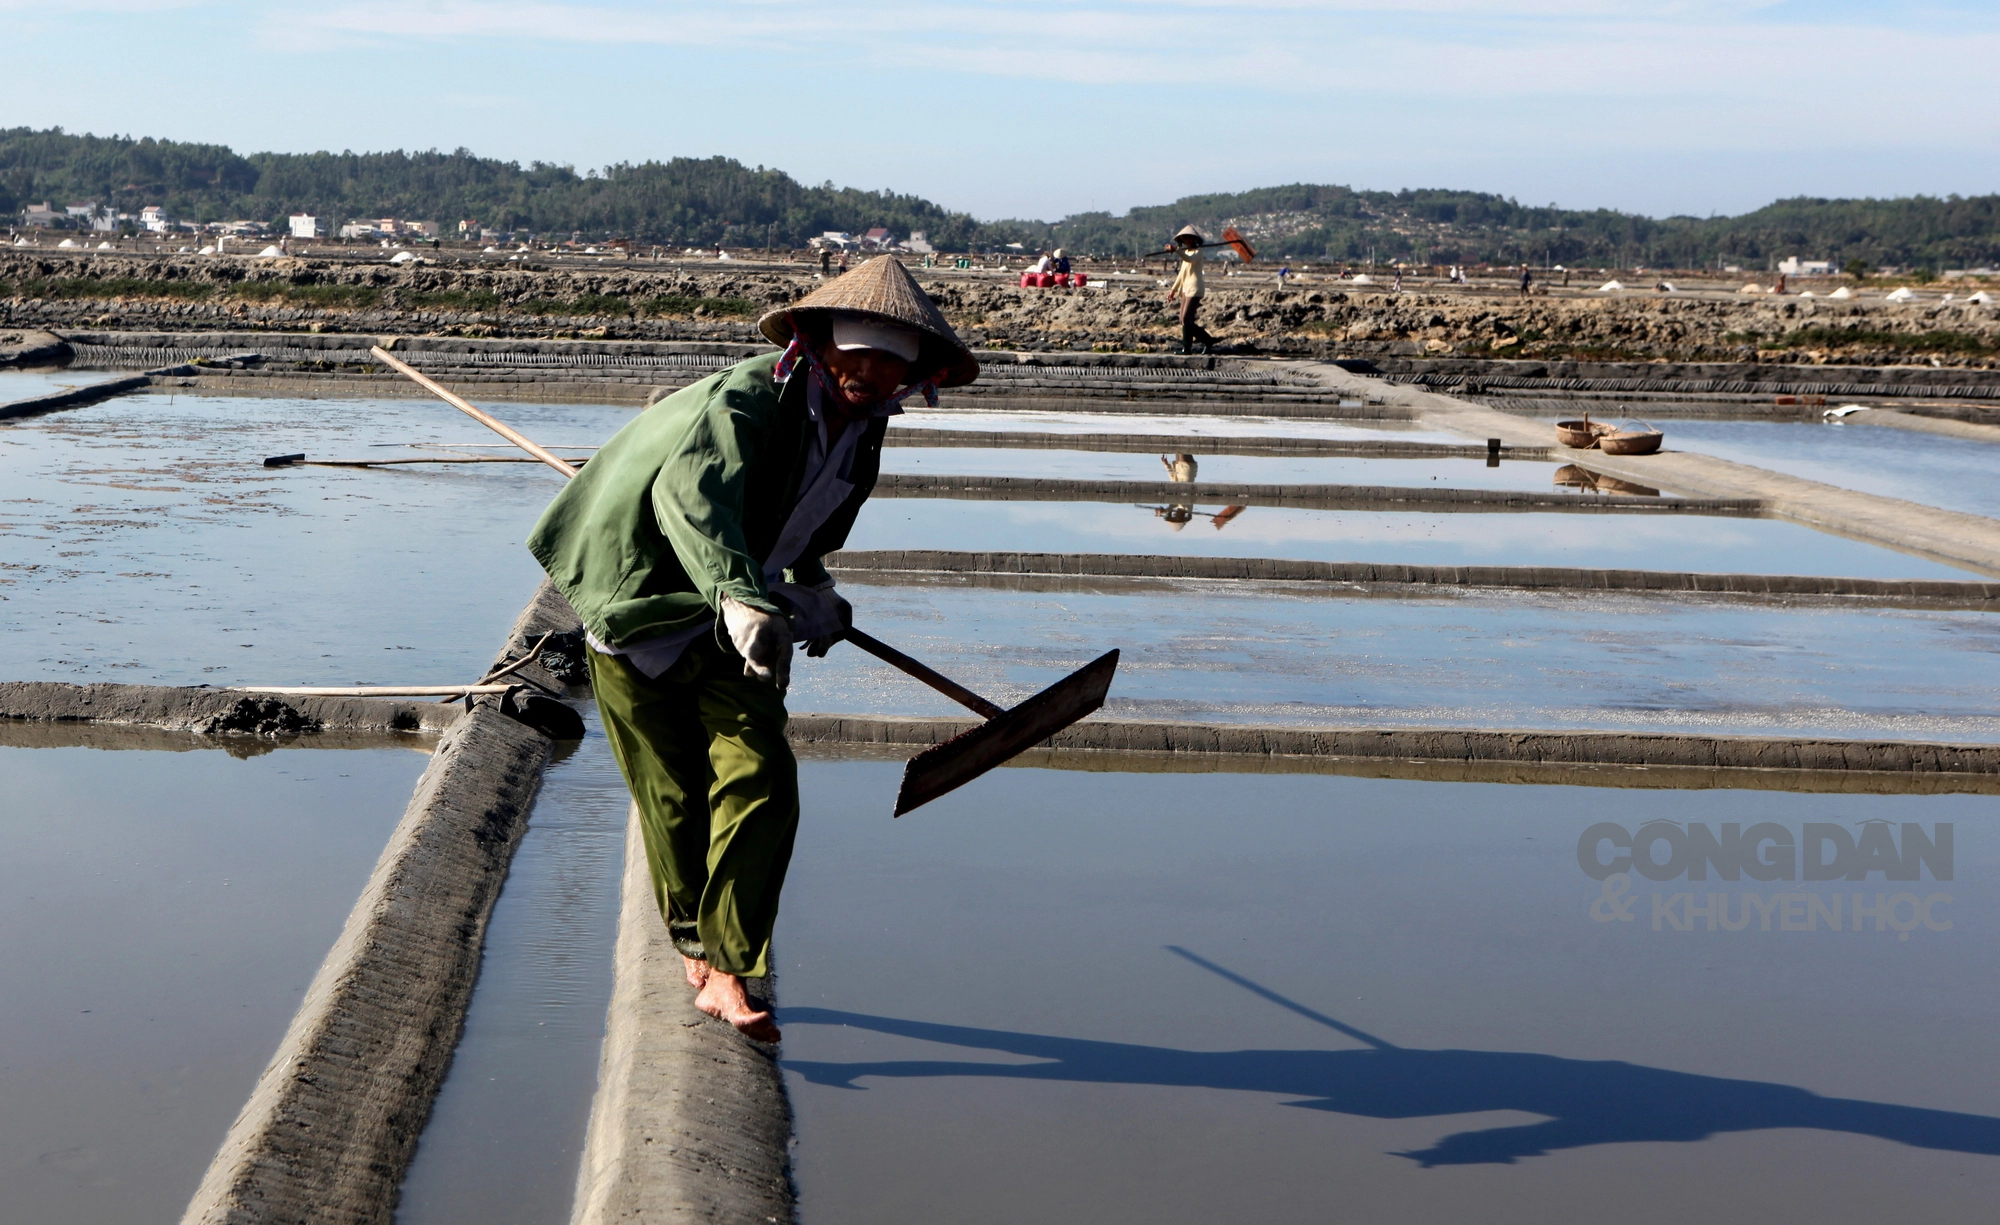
[784,946,2000,1169]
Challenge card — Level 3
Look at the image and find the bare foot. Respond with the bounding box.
[681,955,709,989]
[693,970,781,1043]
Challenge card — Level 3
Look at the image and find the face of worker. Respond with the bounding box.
[817,342,911,407]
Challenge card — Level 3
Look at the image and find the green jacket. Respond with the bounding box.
[527,353,887,649]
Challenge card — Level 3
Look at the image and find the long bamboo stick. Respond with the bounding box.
[367,346,579,478]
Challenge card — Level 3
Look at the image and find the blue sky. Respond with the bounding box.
[4,0,1994,222]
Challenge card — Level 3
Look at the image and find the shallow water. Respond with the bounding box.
[0,393,630,684]
[779,763,2000,1225]
[792,582,2000,742]
[0,739,429,1225]
[881,447,1568,490]
[1656,419,2000,522]
[842,498,1979,579]
[395,704,626,1225]
[0,367,129,403]
[897,406,1468,443]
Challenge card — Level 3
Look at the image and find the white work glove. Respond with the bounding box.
[769,578,852,655]
[720,595,791,689]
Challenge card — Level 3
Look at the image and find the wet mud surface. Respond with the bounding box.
[0,740,429,1225]
[842,497,1977,579]
[395,706,627,1225]
[779,763,1999,1225]
[791,582,2000,742]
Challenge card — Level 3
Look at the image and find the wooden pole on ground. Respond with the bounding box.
[368,346,578,478]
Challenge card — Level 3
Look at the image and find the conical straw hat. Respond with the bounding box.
[1174,224,1204,244]
[760,255,979,388]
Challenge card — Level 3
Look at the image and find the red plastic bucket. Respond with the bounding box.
[1018,272,1034,288]
[1072,273,1087,287]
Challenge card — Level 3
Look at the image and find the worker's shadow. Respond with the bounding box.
[782,947,2000,1168]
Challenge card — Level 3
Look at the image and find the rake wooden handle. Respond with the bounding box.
[368,350,1014,728]
[843,628,1005,720]
[369,345,578,478]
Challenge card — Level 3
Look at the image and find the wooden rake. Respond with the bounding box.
[367,345,1118,814]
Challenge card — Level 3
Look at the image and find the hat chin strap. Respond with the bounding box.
[774,313,939,409]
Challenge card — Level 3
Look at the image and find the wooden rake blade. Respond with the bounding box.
[893,649,1119,816]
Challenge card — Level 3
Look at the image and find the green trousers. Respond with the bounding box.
[588,636,799,978]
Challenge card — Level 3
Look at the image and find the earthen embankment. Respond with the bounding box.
[6,251,1997,366]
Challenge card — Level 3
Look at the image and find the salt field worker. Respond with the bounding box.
[528,256,979,1042]
[1167,224,1217,354]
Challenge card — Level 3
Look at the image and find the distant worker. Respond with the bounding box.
[819,248,832,276]
[1162,452,1198,482]
[1393,266,1404,292]
[1775,273,1787,295]
[1519,266,1533,297]
[1031,250,1055,276]
[1052,248,1071,276]
[1166,225,1217,355]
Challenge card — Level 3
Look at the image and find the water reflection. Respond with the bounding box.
[1141,452,1248,531]
[1554,464,1661,498]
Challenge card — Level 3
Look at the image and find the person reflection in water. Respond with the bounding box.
[1147,451,1245,530]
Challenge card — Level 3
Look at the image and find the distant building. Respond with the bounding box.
[140,205,171,234]
[219,219,266,236]
[817,231,856,251]
[289,214,321,239]
[22,201,58,227]
[65,201,98,219]
[409,220,440,238]
[1778,257,1833,276]
[905,230,935,254]
[862,227,892,249]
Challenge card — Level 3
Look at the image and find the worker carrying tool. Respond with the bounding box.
[1166,224,1219,354]
[525,256,980,1043]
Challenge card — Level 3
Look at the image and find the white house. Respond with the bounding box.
[22,201,58,227]
[289,214,321,239]
[140,205,172,234]
[1778,257,1834,276]
[905,230,935,254]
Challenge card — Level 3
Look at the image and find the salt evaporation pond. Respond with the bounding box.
[898,406,1469,443]
[1657,418,2000,522]
[792,581,2000,742]
[881,446,1569,491]
[0,735,428,1225]
[394,707,627,1225]
[843,498,1980,580]
[0,367,133,403]
[0,392,629,684]
[779,762,2000,1225]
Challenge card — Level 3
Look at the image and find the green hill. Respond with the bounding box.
[3,126,1995,269]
